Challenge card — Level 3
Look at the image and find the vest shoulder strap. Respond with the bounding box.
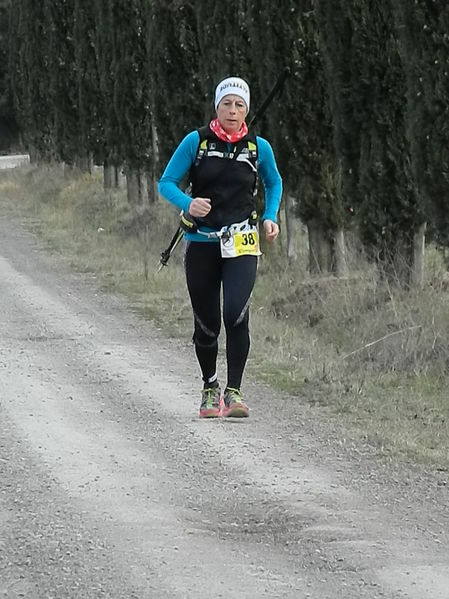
[195,125,258,158]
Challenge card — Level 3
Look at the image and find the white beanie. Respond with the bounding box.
[214,77,250,111]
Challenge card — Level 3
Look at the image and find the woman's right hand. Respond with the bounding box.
[188,197,211,218]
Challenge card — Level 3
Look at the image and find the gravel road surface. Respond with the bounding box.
[0,215,448,598]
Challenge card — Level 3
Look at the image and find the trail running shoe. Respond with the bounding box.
[199,386,222,418]
[222,387,249,418]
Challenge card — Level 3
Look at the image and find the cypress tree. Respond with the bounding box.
[8,1,56,159]
[314,0,362,220]
[351,1,424,284]
[204,1,252,80]
[42,1,82,164]
[0,0,18,151]
[246,2,343,273]
[92,0,123,185]
[73,0,104,168]
[9,1,82,163]
[193,1,253,110]
[393,1,449,248]
[148,0,254,171]
[315,1,425,284]
[110,0,153,203]
[147,0,204,172]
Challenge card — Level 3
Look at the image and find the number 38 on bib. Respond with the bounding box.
[220,225,262,258]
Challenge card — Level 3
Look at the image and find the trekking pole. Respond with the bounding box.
[158,226,184,272]
[247,66,290,128]
[157,212,197,272]
[157,67,290,271]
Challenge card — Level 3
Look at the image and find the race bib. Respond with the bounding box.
[220,225,261,258]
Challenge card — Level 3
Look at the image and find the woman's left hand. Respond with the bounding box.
[263,219,279,242]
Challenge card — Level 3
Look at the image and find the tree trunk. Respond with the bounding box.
[146,171,158,204]
[126,168,148,205]
[333,229,348,277]
[307,219,332,275]
[149,121,159,203]
[104,162,120,190]
[140,173,149,205]
[75,154,93,173]
[381,224,426,288]
[284,194,298,263]
[28,144,39,164]
[410,222,426,288]
[126,169,140,204]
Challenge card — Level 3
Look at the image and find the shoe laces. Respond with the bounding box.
[225,387,243,404]
[202,386,220,404]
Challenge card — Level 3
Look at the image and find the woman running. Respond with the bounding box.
[158,76,282,418]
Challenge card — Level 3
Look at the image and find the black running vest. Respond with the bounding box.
[189,126,258,229]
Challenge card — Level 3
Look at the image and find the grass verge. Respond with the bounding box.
[1,164,449,471]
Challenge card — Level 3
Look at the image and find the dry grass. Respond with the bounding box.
[1,164,449,469]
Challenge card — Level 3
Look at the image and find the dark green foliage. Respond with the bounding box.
[8,1,55,157]
[314,1,362,218]
[393,1,449,246]
[353,2,423,260]
[9,0,84,161]
[43,1,81,162]
[316,0,425,271]
[148,1,204,170]
[74,0,104,163]
[246,3,342,232]
[111,0,153,171]
[149,0,255,170]
[92,0,122,168]
[4,0,448,271]
[0,0,18,151]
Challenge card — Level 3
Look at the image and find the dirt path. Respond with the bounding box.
[0,215,448,598]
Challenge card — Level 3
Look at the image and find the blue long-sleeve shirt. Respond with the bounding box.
[158,130,282,241]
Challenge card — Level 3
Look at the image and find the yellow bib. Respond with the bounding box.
[220,225,261,258]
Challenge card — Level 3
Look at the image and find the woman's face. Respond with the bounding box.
[216,94,248,134]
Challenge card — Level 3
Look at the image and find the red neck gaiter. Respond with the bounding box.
[209,118,248,143]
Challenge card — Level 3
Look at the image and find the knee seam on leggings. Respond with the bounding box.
[231,297,251,327]
[194,337,217,348]
[194,311,218,338]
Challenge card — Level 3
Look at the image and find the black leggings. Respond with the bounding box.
[185,241,258,389]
